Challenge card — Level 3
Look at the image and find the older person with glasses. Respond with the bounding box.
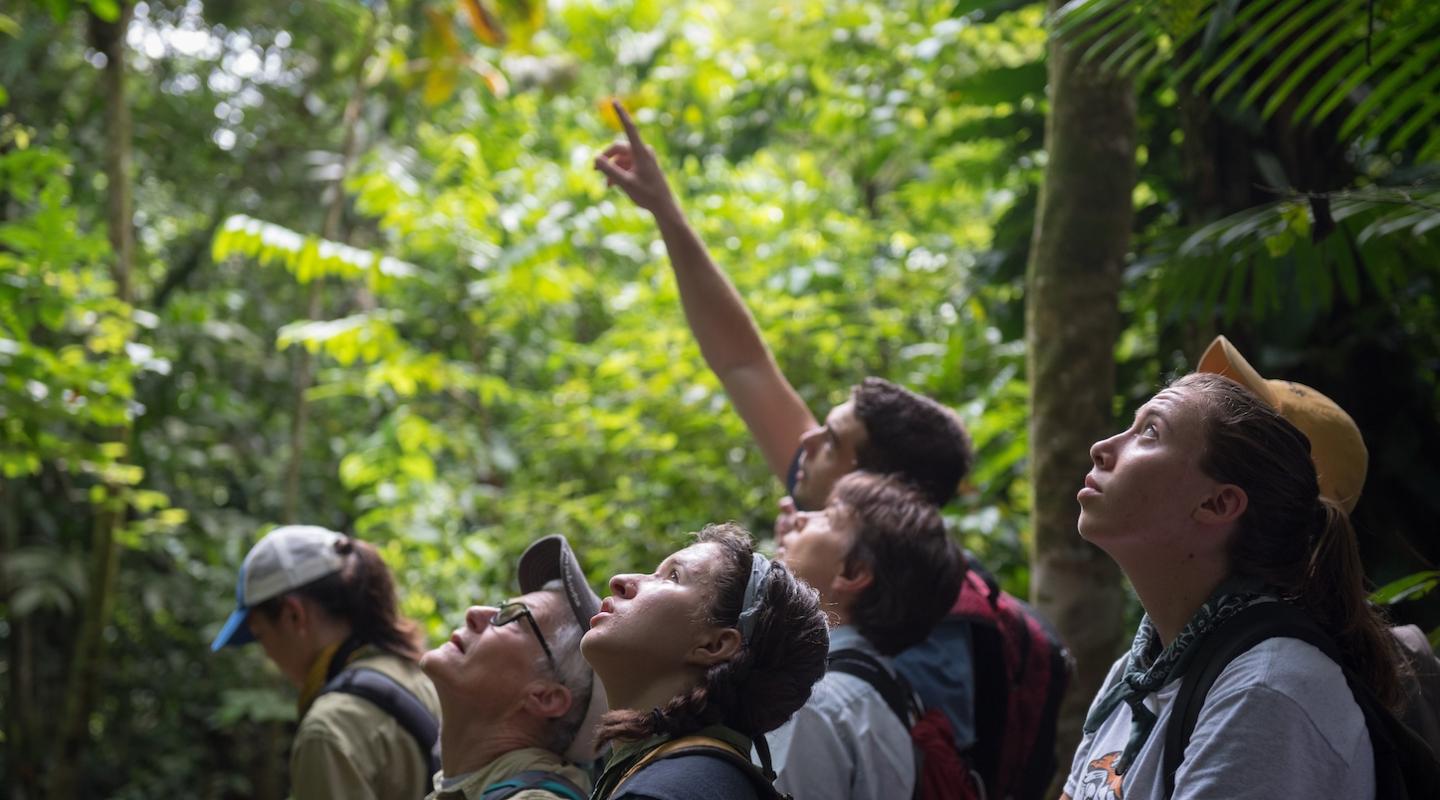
[419,535,608,800]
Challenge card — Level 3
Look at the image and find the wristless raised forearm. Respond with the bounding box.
[652,204,772,376]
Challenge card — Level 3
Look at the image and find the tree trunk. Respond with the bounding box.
[1026,1,1137,791]
[46,6,135,798]
[3,478,38,800]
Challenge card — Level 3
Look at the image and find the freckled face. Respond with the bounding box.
[1078,388,1217,553]
[793,400,867,511]
[581,542,728,690]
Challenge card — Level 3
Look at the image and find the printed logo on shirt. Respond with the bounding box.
[1073,751,1124,800]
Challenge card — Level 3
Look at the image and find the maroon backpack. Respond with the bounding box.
[827,649,981,800]
[954,560,1072,800]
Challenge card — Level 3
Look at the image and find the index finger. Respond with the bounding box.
[612,99,645,149]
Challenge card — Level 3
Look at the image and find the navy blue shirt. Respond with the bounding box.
[612,752,762,800]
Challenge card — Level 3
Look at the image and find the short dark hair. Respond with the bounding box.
[833,472,962,655]
[595,523,829,744]
[254,537,424,662]
[851,377,973,507]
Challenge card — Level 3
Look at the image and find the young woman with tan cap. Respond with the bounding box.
[1061,371,1413,800]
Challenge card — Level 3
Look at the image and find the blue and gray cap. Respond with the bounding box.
[210,525,348,652]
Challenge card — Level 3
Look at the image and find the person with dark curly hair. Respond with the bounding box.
[770,472,964,799]
[581,523,829,800]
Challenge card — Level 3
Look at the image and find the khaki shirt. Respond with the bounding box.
[426,747,592,800]
[292,651,441,800]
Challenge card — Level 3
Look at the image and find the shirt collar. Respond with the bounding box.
[431,747,588,800]
[827,624,877,656]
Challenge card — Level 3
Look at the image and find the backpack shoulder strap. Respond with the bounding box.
[962,551,1002,606]
[481,769,587,800]
[319,666,441,786]
[617,736,786,800]
[1162,602,1336,798]
[1163,602,1440,800]
[828,648,917,727]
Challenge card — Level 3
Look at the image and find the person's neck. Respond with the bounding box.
[1119,551,1228,646]
[437,705,546,777]
[292,621,356,689]
[601,669,702,728]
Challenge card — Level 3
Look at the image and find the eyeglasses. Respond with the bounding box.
[494,601,556,670]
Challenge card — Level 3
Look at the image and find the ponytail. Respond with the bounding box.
[1175,373,1405,711]
[1300,498,1405,710]
[255,537,424,662]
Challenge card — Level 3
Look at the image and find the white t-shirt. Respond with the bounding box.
[1064,637,1374,800]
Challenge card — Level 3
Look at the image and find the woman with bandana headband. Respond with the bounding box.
[581,523,829,800]
[1063,373,1406,800]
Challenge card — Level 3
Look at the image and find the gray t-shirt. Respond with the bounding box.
[1064,637,1373,800]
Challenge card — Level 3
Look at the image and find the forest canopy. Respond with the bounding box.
[2,0,1437,797]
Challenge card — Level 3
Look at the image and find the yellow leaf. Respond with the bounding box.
[459,0,506,47]
[599,97,627,131]
[423,65,459,107]
[424,6,464,56]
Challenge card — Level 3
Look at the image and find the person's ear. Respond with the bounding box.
[1195,483,1248,526]
[523,680,574,721]
[685,626,742,669]
[279,595,307,634]
[831,556,874,599]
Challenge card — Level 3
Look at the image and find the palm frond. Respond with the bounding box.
[1148,183,1440,321]
[1051,0,1440,160]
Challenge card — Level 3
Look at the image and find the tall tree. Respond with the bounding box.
[46,4,136,799]
[1026,0,1137,775]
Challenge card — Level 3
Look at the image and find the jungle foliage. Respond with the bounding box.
[1,0,1436,797]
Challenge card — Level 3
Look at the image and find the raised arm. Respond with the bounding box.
[594,101,816,482]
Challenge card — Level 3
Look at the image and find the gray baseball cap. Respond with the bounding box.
[518,534,608,762]
[211,525,347,651]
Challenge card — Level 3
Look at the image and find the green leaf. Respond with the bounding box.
[87,0,121,23]
[1371,570,1440,605]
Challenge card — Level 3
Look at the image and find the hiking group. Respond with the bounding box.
[211,103,1440,800]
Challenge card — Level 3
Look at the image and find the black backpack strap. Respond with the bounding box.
[961,550,1001,606]
[323,636,369,682]
[319,667,441,790]
[1163,602,1330,798]
[481,769,587,800]
[827,648,918,728]
[1157,600,1440,800]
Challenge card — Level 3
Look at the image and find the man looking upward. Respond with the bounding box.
[593,101,973,527]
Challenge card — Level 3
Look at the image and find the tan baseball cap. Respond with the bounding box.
[1196,335,1367,513]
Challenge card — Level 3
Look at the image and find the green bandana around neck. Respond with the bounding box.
[1082,578,1275,776]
